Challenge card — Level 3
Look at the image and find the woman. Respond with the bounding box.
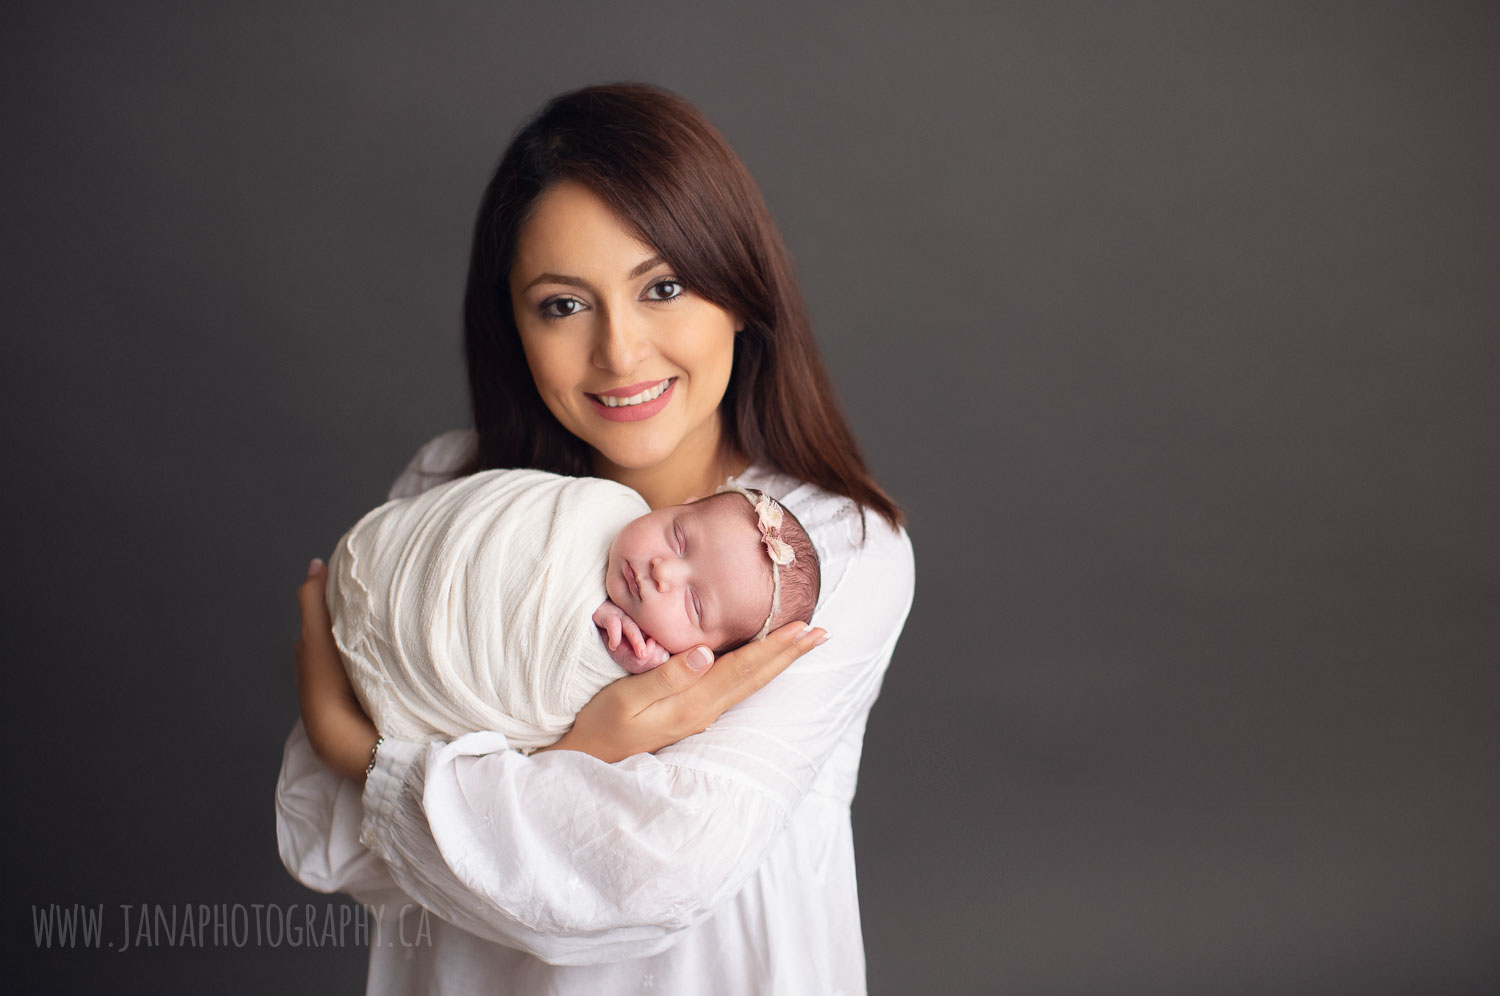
[277,83,915,994]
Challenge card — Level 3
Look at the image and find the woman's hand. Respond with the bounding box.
[536,621,829,763]
[296,559,378,782]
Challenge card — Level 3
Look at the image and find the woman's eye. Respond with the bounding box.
[540,297,585,319]
[645,279,684,302]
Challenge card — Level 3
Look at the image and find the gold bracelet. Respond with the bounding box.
[365,735,384,777]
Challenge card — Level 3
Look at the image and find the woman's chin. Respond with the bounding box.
[589,409,727,477]
[590,434,682,475]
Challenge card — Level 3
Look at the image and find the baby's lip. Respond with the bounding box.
[624,560,641,601]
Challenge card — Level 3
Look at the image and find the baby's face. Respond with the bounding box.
[604,496,771,654]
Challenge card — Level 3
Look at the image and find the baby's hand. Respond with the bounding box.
[592,601,670,674]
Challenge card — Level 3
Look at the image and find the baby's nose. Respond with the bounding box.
[650,556,686,592]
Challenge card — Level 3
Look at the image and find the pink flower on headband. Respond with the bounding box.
[754,495,795,566]
[716,478,796,641]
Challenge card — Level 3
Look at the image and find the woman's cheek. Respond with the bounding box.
[518,334,585,426]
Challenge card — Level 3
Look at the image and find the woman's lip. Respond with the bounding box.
[592,378,669,399]
[587,378,675,423]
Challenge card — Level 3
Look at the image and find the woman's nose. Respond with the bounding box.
[649,556,687,592]
[591,305,653,374]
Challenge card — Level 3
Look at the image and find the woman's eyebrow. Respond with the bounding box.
[519,255,668,294]
[628,254,668,279]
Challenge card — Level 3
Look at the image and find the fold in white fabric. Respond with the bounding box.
[326,468,647,750]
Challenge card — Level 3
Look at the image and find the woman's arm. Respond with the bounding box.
[360,508,912,964]
[291,556,824,777]
[276,432,472,897]
[274,434,915,963]
[289,560,832,956]
[295,558,378,780]
[275,719,410,911]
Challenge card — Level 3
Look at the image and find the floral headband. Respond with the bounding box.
[715,480,795,641]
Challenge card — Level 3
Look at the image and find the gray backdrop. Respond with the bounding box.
[4,2,1496,993]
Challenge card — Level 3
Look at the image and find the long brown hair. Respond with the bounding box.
[460,83,903,530]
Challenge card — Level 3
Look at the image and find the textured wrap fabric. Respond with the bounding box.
[326,468,647,750]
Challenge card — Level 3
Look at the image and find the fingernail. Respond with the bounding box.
[798,624,814,638]
[657,648,670,664]
[814,633,830,647]
[307,558,326,578]
[688,646,713,670]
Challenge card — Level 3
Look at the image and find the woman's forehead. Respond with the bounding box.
[512,181,654,274]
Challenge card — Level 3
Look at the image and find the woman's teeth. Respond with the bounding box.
[597,378,672,407]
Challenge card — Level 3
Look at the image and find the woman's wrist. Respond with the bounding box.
[305,701,380,782]
[531,728,583,757]
[365,735,385,777]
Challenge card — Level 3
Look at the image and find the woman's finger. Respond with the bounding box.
[689,622,826,719]
[295,557,351,699]
[298,558,331,640]
[542,623,828,761]
[634,645,716,706]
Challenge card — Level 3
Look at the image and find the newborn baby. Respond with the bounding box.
[593,481,815,674]
[326,468,819,752]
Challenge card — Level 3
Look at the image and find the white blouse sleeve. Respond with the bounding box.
[274,437,916,966]
[275,431,478,905]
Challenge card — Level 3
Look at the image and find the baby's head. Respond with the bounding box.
[604,486,820,655]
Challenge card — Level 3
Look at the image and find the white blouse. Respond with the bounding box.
[275,430,916,995]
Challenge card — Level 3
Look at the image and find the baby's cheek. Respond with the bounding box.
[664,621,703,656]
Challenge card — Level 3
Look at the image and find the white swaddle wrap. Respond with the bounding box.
[326,468,648,750]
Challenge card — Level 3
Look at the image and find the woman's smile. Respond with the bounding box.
[587,377,677,422]
[590,377,674,407]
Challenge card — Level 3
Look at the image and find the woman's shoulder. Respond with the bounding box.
[737,462,914,626]
[737,461,910,551]
[387,429,477,500]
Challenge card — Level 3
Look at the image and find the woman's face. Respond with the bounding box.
[509,180,740,476]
